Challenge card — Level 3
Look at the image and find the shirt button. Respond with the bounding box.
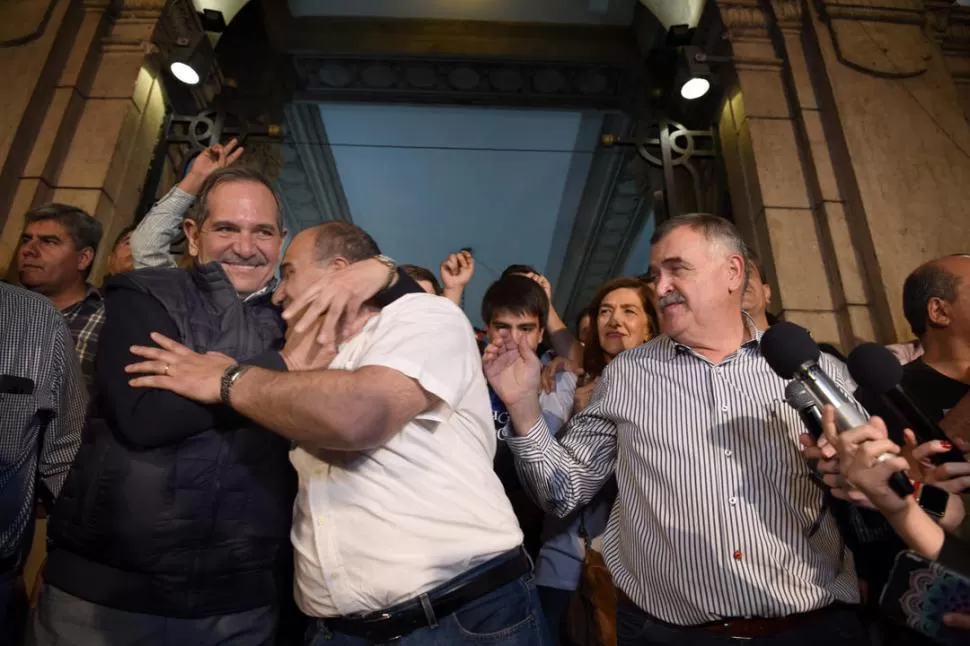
[724,449,733,457]
[721,405,729,413]
[316,518,325,527]
[733,550,743,561]
[729,496,738,506]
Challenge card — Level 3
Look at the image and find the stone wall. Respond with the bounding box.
[716,0,970,348]
[0,0,166,283]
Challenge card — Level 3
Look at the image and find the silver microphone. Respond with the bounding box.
[763,322,913,497]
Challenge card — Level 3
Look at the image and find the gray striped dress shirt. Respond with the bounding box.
[0,283,85,559]
[130,185,195,270]
[505,320,860,625]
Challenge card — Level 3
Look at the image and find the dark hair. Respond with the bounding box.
[188,167,284,232]
[481,275,549,329]
[583,277,659,379]
[575,307,592,332]
[402,264,442,295]
[501,264,540,279]
[651,213,750,289]
[903,260,962,339]
[747,250,767,283]
[311,221,381,264]
[112,224,137,250]
[24,203,103,278]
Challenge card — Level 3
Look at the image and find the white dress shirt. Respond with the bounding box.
[290,294,523,618]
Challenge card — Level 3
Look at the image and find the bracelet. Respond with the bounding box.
[372,254,397,291]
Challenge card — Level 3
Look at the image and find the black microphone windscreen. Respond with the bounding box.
[847,342,903,394]
[760,321,820,379]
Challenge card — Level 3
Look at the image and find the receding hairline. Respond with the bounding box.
[649,214,750,287]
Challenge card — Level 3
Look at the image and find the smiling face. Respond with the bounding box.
[183,179,284,296]
[646,225,745,345]
[596,287,653,357]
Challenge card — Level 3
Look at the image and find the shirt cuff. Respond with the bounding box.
[504,416,556,462]
[165,186,197,208]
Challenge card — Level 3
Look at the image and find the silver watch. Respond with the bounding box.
[220,363,251,405]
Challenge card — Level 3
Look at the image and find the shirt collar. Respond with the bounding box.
[244,276,278,303]
[652,312,763,363]
[61,284,102,313]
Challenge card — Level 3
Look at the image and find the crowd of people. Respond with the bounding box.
[2,139,969,646]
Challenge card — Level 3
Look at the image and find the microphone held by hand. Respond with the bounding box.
[847,342,965,466]
[762,322,914,497]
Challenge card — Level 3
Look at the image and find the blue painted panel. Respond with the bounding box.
[318,103,585,327]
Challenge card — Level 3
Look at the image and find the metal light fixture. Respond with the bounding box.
[168,33,212,86]
[677,46,711,101]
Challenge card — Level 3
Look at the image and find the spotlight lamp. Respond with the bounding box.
[677,46,712,101]
[168,34,212,87]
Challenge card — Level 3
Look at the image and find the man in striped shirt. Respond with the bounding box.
[0,283,85,641]
[484,214,868,645]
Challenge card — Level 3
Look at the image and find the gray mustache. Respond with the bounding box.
[658,292,686,309]
[219,252,267,267]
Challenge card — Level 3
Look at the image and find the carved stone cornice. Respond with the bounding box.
[717,0,803,37]
[717,0,770,39]
[820,0,924,25]
[714,1,786,70]
[290,55,634,110]
[769,0,804,30]
[114,0,167,11]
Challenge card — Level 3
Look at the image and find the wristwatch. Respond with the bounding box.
[372,254,398,290]
[220,363,252,405]
[914,481,949,519]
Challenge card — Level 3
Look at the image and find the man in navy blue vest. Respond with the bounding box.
[28,167,422,645]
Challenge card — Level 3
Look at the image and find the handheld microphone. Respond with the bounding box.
[761,322,914,497]
[847,343,965,466]
[785,380,824,440]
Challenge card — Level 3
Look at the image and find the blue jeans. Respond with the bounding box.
[536,586,573,645]
[305,570,551,646]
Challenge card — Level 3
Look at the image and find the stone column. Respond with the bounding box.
[716,0,970,347]
[803,0,970,342]
[0,0,167,283]
[716,0,863,348]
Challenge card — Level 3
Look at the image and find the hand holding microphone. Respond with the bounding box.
[761,321,914,498]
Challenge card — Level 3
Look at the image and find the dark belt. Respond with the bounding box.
[617,588,848,639]
[321,548,531,642]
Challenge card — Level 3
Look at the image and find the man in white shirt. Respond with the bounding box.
[122,221,548,646]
